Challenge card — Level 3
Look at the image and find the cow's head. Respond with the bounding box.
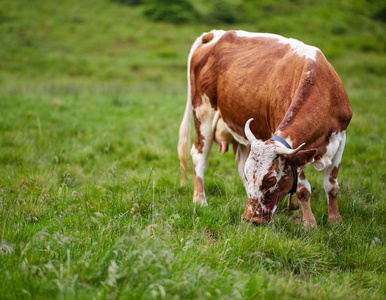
[241,119,316,224]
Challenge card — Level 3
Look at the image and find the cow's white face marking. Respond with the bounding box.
[244,141,277,200]
[235,30,319,61]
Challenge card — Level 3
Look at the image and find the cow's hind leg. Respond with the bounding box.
[297,171,317,228]
[323,133,346,224]
[191,95,215,206]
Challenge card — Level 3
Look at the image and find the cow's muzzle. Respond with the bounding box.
[241,198,271,225]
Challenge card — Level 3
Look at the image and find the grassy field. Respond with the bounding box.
[0,0,385,299]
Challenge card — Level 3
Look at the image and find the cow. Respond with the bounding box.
[177,30,352,227]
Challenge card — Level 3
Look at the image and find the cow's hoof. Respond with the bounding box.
[303,219,318,229]
[193,193,207,206]
[327,214,341,225]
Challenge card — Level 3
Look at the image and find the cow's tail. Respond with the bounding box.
[177,94,192,185]
[177,35,206,185]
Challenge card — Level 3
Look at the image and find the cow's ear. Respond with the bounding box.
[286,149,317,168]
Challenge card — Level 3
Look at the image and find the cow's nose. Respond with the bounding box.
[241,214,270,225]
[242,198,271,225]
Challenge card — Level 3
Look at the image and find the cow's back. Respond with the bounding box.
[190,30,352,148]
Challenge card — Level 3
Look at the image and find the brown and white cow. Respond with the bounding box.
[178,30,352,227]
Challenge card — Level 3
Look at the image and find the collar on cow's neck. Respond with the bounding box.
[269,135,298,196]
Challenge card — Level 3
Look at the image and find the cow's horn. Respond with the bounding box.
[244,118,257,142]
[275,143,306,156]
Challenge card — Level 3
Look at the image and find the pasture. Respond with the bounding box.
[0,0,385,298]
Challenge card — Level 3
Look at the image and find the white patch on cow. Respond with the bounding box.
[244,141,277,200]
[312,131,346,172]
[298,174,311,194]
[191,147,205,178]
[235,30,319,61]
[212,110,221,132]
[323,178,334,205]
[282,38,319,61]
[235,30,286,40]
[187,35,206,103]
[272,205,278,215]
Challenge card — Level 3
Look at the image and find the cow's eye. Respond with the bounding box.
[264,176,277,187]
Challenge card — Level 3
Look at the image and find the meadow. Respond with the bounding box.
[0,0,385,299]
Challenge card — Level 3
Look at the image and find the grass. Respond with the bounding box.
[0,0,385,299]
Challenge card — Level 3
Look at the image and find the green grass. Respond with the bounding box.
[0,0,385,299]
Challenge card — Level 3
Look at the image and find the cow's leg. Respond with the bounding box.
[323,134,346,224]
[191,95,215,206]
[296,171,317,228]
[235,144,248,192]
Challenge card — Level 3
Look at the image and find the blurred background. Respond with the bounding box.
[1,0,385,88]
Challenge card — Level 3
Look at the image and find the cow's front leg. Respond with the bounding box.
[324,164,341,224]
[323,133,346,224]
[324,169,341,224]
[297,171,317,228]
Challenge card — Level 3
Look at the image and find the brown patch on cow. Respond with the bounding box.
[327,164,340,223]
[329,164,340,185]
[297,186,311,202]
[328,186,339,199]
[192,111,204,153]
[276,52,352,149]
[327,187,341,224]
[298,171,306,181]
[201,32,214,44]
[286,148,317,168]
